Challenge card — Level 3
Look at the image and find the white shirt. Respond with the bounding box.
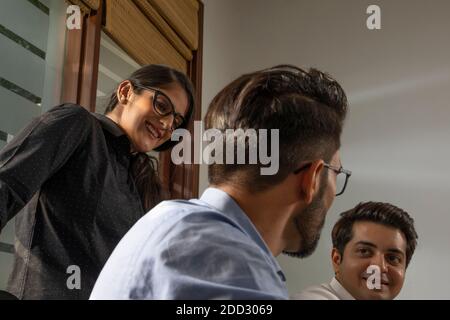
[291,277,355,300]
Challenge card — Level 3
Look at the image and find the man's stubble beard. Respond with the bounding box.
[283,172,328,258]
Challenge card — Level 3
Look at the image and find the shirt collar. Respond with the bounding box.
[199,187,286,282]
[92,112,132,154]
[91,112,126,137]
[330,277,355,300]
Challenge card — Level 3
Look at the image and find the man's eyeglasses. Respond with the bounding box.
[134,85,185,131]
[294,162,352,196]
[323,163,352,196]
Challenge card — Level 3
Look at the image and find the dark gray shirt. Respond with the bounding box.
[0,104,145,299]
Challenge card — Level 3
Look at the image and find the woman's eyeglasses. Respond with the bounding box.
[134,85,185,131]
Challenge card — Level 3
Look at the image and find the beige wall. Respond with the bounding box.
[201,0,450,299]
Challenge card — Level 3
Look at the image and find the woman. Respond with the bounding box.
[0,64,194,299]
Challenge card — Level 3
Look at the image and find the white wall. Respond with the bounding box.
[201,0,450,299]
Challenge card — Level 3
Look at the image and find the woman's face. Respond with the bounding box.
[117,81,189,153]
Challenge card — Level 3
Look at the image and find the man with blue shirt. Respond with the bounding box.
[90,65,350,299]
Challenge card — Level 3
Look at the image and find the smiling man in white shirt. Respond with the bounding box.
[293,202,418,300]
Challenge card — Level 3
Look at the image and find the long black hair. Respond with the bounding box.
[105,64,195,211]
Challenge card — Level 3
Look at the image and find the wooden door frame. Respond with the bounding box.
[159,2,203,200]
[62,0,203,200]
[61,1,102,111]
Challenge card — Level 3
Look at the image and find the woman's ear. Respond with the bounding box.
[117,80,132,105]
[299,159,324,204]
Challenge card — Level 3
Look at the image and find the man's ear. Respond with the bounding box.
[332,247,342,275]
[299,159,324,204]
[117,80,133,104]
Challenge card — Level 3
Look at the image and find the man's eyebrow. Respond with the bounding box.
[355,241,406,257]
[354,241,377,248]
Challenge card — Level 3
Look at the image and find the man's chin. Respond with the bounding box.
[358,284,393,300]
[282,236,321,259]
[359,291,391,300]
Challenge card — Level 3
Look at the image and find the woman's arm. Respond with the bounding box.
[0,104,91,231]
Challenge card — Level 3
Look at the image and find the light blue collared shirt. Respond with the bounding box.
[90,188,288,299]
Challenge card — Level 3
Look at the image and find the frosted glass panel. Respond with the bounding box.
[0,34,46,98]
[0,86,41,135]
[0,220,15,245]
[0,0,67,291]
[0,0,49,52]
[0,252,14,289]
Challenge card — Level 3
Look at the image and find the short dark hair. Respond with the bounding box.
[204,65,348,192]
[332,202,418,267]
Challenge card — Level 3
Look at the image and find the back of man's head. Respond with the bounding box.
[204,65,348,192]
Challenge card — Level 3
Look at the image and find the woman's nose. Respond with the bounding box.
[159,114,174,131]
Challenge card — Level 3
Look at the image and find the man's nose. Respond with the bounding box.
[370,253,388,273]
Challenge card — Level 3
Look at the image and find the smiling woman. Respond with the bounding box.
[104,64,195,209]
[0,63,195,300]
